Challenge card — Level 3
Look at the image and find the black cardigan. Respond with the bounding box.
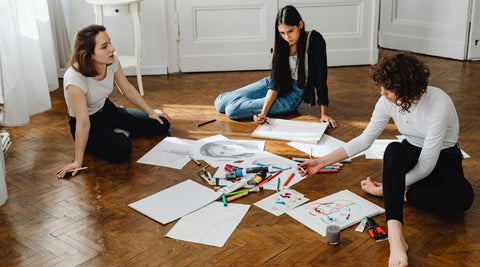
[268,30,329,106]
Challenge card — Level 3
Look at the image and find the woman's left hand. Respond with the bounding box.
[321,114,338,128]
[149,109,172,124]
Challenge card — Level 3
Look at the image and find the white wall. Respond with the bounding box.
[61,0,169,75]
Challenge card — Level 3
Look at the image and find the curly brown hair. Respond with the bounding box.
[370,52,430,112]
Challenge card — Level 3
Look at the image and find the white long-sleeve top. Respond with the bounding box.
[343,86,459,186]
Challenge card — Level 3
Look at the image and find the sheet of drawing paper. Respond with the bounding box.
[364,139,398,159]
[251,118,328,143]
[287,134,363,159]
[254,189,309,216]
[191,134,265,168]
[137,137,195,169]
[166,201,250,247]
[286,190,385,236]
[128,179,222,224]
[213,151,305,190]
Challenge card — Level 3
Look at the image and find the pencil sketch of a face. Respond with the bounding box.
[199,140,258,159]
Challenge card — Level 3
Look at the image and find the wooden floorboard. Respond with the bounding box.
[1,49,480,266]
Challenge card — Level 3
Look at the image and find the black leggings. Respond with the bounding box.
[382,140,473,224]
[69,98,170,161]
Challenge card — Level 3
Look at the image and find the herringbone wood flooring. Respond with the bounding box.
[1,49,480,266]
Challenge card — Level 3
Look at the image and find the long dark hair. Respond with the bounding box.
[370,52,430,112]
[69,24,106,77]
[273,5,307,96]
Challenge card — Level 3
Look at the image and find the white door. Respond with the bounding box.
[176,0,277,72]
[468,0,480,59]
[379,0,471,60]
[280,0,380,66]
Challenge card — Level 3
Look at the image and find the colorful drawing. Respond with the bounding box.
[254,189,309,216]
[287,190,385,237]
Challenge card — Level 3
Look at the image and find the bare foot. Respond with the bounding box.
[387,220,409,267]
[360,176,383,197]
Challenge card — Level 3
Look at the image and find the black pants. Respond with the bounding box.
[382,140,473,224]
[69,98,170,161]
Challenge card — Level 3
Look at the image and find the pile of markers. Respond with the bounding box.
[292,157,349,174]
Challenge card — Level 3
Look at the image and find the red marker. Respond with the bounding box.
[283,173,295,187]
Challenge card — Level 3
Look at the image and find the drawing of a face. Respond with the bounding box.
[199,140,258,159]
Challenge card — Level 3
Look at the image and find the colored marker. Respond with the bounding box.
[283,173,295,187]
[256,170,283,188]
[277,177,280,192]
[222,193,228,207]
[226,191,249,202]
[256,163,282,169]
[292,157,310,162]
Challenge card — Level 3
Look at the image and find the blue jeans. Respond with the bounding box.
[214,77,304,120]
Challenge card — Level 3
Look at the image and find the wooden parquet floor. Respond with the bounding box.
[1,49,480,266]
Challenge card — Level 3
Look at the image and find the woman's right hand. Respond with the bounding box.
[298,159,324,177]
[56,161,82,179]
[253,113,268,124]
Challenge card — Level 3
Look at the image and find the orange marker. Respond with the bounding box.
[283,173,295,187]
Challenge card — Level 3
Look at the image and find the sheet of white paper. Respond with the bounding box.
[213,151,305,190]
[166,201,250,247]
[254,189,309,216]
[288,134,363,160]
[252,118,328,143]
[286,190,385,237]
[364,139,398,159]
[191,134,265,168]
[128,179,222,224]
[137,137,195,169]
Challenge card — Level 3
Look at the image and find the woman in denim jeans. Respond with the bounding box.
[215,5,337,127]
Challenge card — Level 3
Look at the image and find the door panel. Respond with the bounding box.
[379,0,471,60]
[177,0,276,72]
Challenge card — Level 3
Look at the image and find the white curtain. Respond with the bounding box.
[0,0,56,126]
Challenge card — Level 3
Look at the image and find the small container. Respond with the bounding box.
[326,215,340,245]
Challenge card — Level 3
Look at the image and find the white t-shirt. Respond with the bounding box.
[63,55,119,117]
[289,54,309,81]
[343,86,459,186]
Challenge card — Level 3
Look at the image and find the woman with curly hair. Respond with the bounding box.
[299,53,473,267]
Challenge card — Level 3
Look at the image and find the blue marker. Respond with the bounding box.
[222,193,228,207]
[256,163,282,169]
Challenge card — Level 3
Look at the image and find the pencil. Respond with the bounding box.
[283,172,295,187]
[226,191,248,202]
[196,119,216,127]
[189,155,201,166]
[249,110,270,125]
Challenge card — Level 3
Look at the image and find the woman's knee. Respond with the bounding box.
[383,142,409,163]
[214,93,227,113]
[89,133,132,161]
[108,135,132,161]
[224,102,248,120]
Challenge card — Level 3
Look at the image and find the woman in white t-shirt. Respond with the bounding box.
[57,25,171,179]
[299,53,473,267]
